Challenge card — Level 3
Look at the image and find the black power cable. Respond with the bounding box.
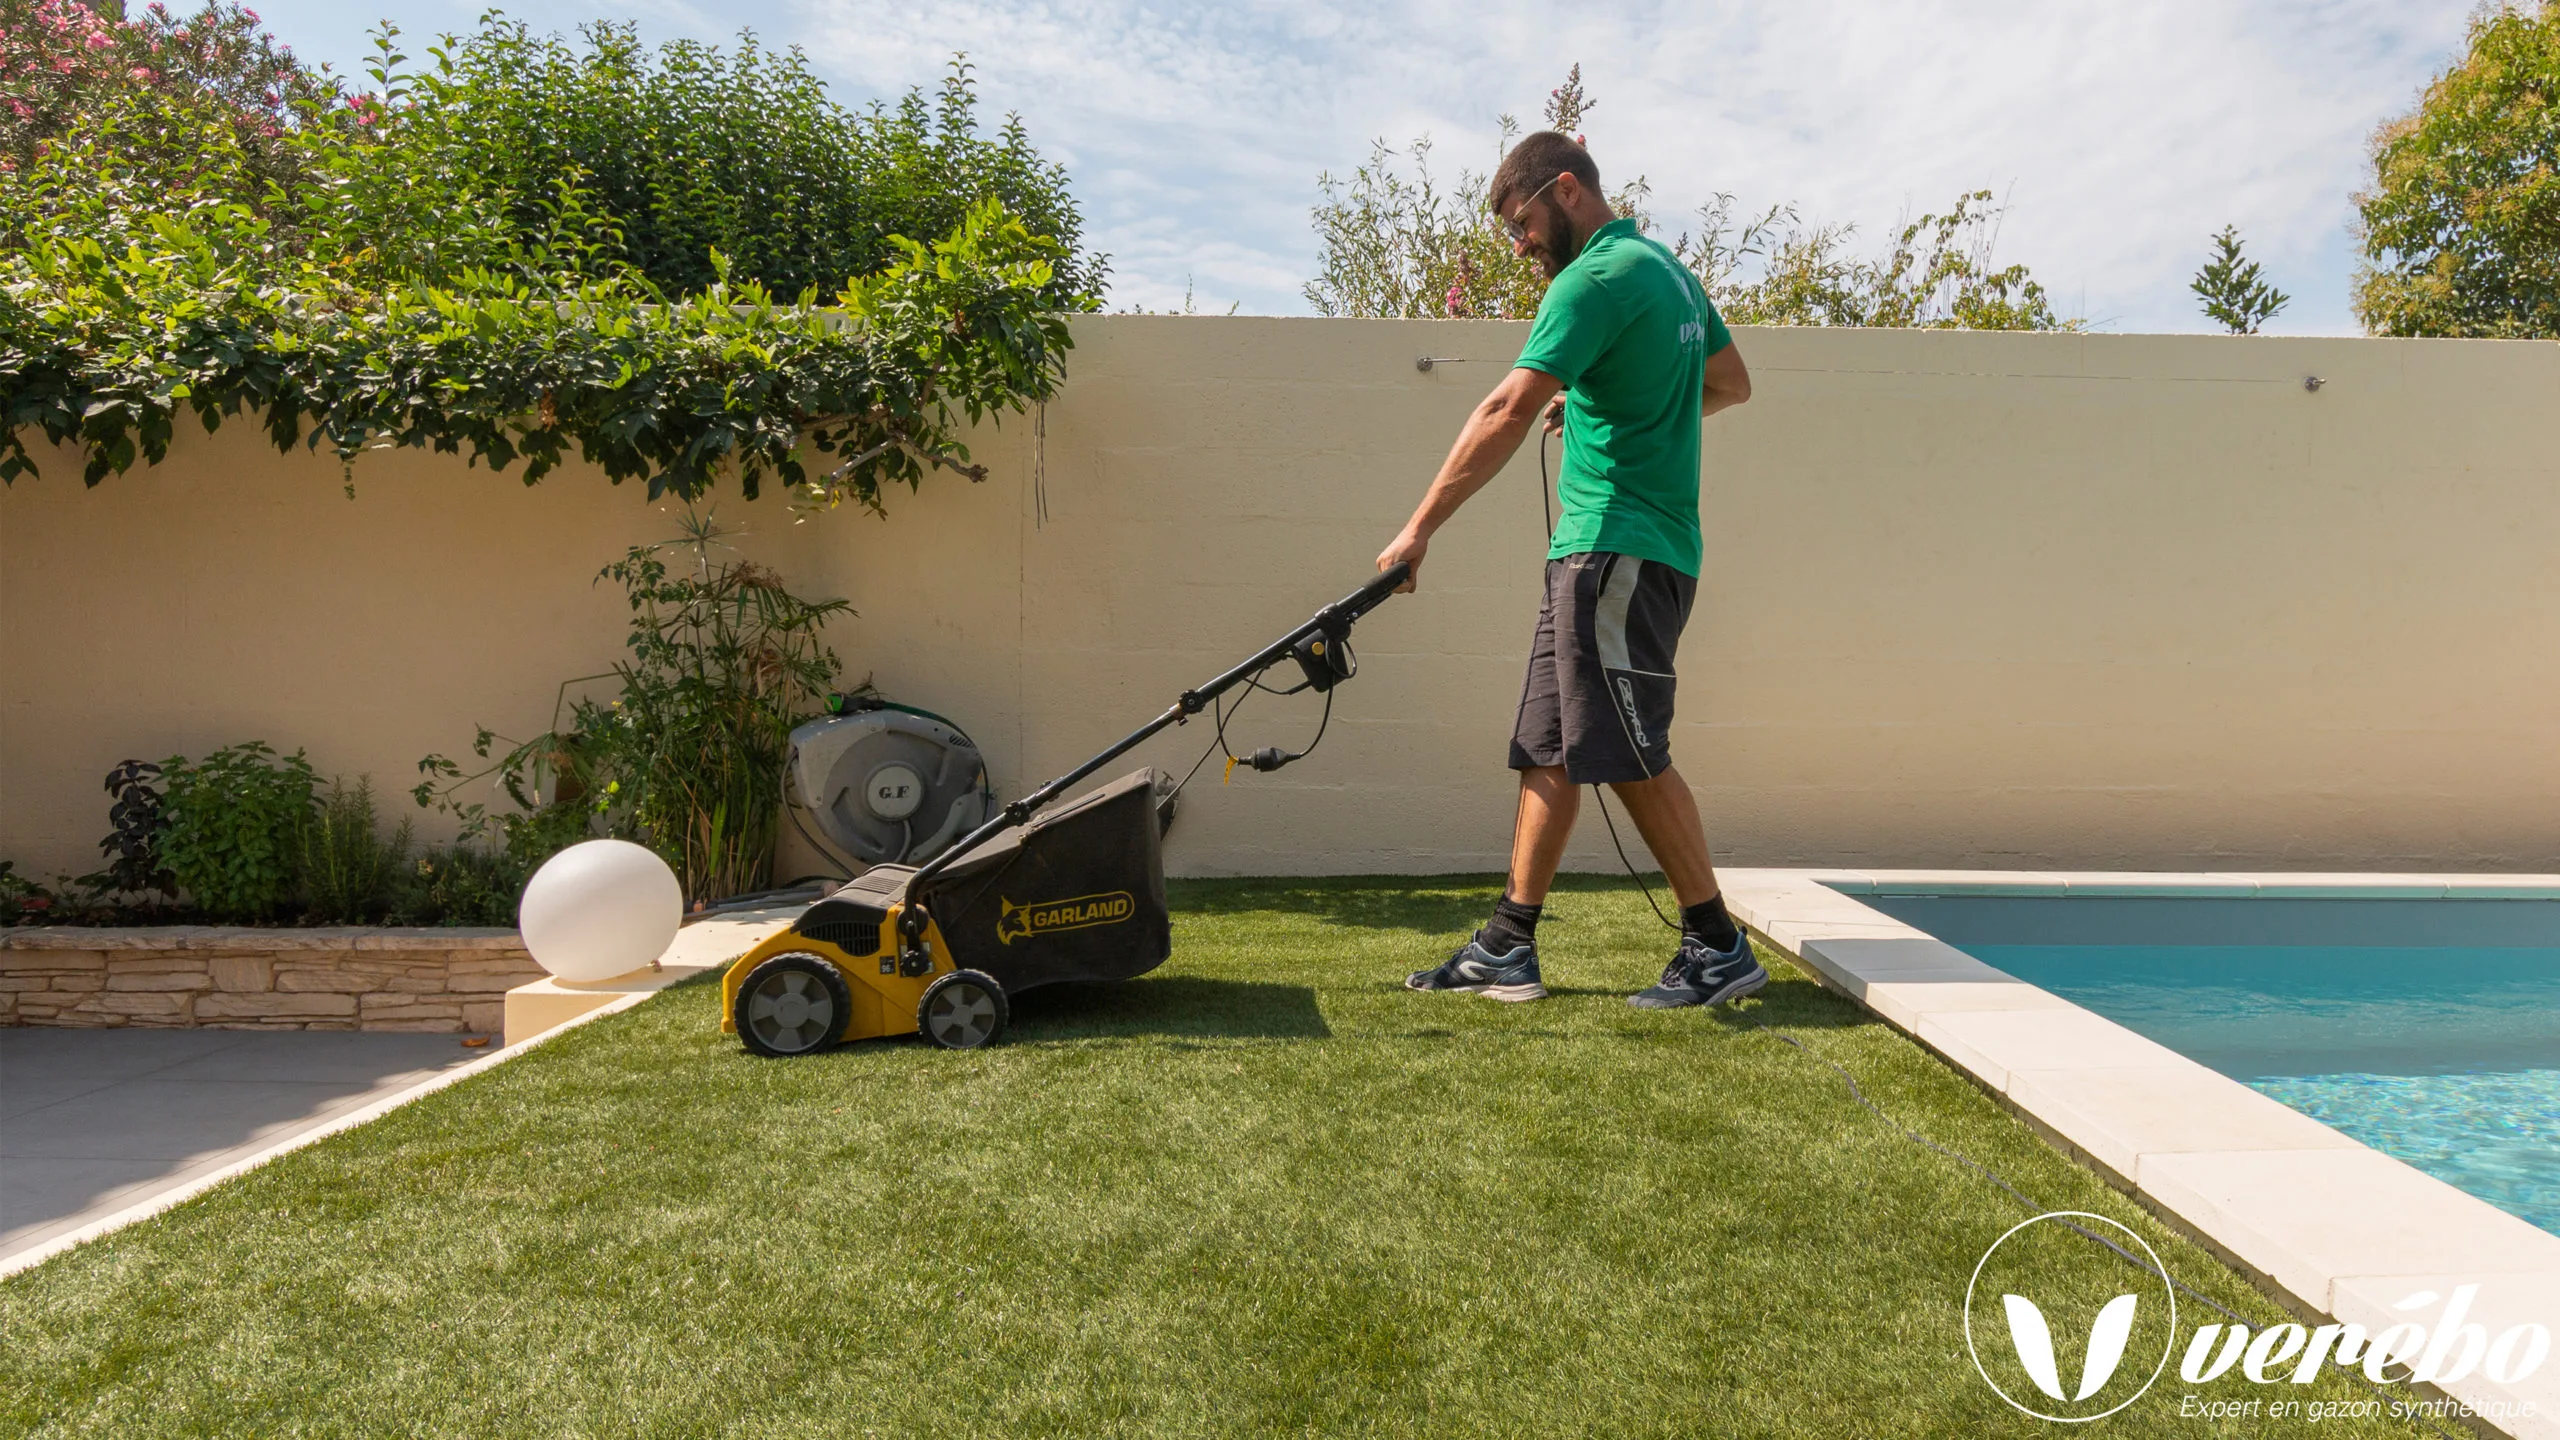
[1164,654,1336,807]
[1166,678,1251,804]
[1537,422,1681,932]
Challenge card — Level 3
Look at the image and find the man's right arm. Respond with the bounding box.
[1702,341,1751,418]
[1377,366,1564,592]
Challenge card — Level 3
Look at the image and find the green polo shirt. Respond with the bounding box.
[1513,216,1731,578]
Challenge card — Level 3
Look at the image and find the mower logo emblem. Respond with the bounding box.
[997,891,1135,945]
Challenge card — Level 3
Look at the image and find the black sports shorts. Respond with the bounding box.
[1508,551,1697,785]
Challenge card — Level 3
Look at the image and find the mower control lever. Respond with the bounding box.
[1289,631,1354,693]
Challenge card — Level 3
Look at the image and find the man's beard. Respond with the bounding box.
[1532,199,1579,279]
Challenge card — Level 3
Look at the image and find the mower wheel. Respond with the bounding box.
[918,969,1008,1050]
[734,952,853,1057]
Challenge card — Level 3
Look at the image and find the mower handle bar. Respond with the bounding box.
[1176,560,1407,709]
[895,564,1410,949]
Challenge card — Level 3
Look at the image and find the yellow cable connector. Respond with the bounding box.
[1223,754,1238,785]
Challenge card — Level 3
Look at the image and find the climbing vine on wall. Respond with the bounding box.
[0,5,1096,508]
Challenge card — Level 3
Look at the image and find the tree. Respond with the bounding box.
[2353,1,2560,338]
[1305,66,1656,320]
[2190,225,2289,334]
[1307,67,2077,330]
[1678,190,2077,330]
[381,24,1101,306]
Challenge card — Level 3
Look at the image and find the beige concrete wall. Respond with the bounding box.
[7,317,2559,880]
[0,428,837,882]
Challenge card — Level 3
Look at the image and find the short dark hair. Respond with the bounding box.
[1489,131,1600,215]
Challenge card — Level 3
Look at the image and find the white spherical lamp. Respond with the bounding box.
[519,840,683,983]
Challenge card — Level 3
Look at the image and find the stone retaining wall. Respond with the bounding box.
[0,928,545,1033]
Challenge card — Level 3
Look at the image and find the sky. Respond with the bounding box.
[243,0,2479,334]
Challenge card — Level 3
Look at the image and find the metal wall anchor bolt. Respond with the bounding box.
[1415,356,1468,373]
[2304,375,2327,392]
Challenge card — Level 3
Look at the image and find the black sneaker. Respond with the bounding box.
[1629,932,1767,1009]
[1405,936,1548,1002]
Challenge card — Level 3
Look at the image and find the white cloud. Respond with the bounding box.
[252,0,2478,331]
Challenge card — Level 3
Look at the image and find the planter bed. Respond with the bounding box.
[0,927,542,1033]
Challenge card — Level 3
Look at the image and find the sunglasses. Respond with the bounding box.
[1501,173,1563,243]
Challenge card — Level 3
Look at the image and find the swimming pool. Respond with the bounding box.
[1856,893,2560,1236]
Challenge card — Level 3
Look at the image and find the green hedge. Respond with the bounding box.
[0,6,1096,507]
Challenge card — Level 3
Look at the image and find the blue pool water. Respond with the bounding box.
[1861,895,2560,1235]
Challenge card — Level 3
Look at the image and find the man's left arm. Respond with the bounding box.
[1702,340,1751,419]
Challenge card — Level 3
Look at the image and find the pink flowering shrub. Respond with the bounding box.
[0,0,334,195]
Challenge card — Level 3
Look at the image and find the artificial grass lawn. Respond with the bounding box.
[1,877,2434,1438]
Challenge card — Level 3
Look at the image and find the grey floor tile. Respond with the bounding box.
[0,1075,121,1120]
[151,1032,475,1083]
[0,1030,490,1263]
[2,1157,177,1246]
[0,1079,389,1160]
[0,1028,253,1082]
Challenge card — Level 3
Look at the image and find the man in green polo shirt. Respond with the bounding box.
[1377,130,1760,1009]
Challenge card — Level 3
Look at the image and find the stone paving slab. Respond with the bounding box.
[0,1029,481,1264]
[1856,978,2074,1032]
[1912,1005,2193,1091]
[2136,1147,2558,1311]
[2002,1062,2363,1180]
[1793,935,2013,991]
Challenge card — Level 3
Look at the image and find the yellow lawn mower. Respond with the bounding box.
[720,563,1411,1054]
